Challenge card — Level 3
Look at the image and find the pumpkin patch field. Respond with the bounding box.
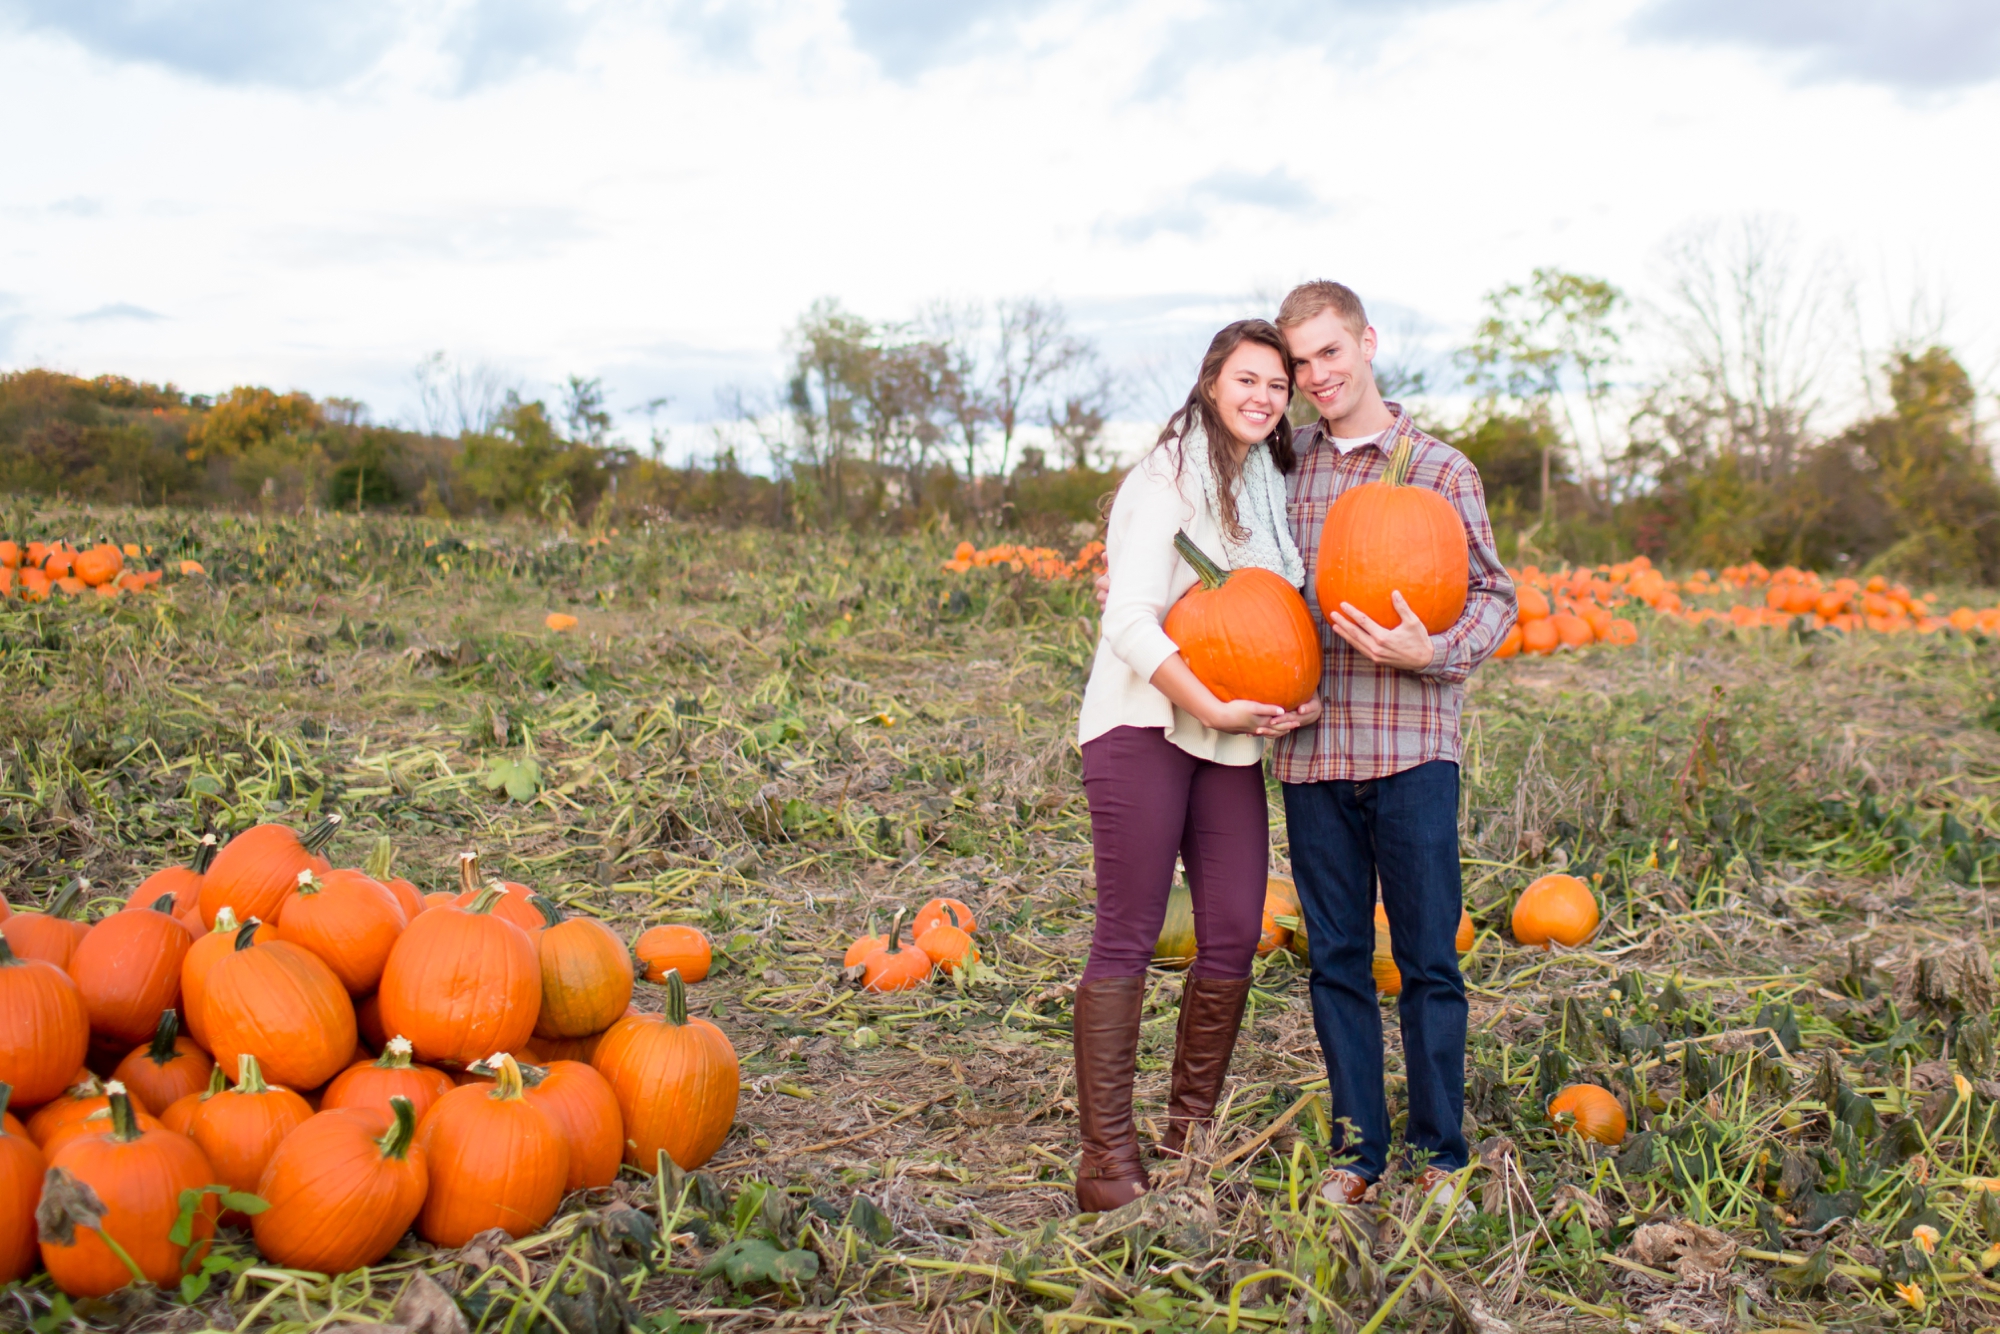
[8,501,2000,1331]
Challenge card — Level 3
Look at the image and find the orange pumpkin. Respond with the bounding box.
[110,1010,212,1116]
[124,834,218,917]
[253,1098,428,1274]
[279,868,408,994]
[1548,1083,1626,1145]
[66,895,193,1047]
[198,816,342,929]
[377,883,540,1068]
[1493,623,1523,659]
[531,897,634,1039]
[1549,612,1593,648]
[916,924,979,973]
[321,1036,456,1123]
[841,925,886,969]
[509,1058,622,1191]
[180,908,276,1052]
[913,897,977,939]
[1516,586,1551,621]
[14,568,50,602]
[1163,532,1320,709]
[859,909,933,993]
[202,922,358,1092]
[189,1055,314,1215]
[40,1086,217,1297]
[26,1075,116,1146]
[1520,618,1560,655]
[635,923,711,983]
[415,1054,569,1246]
[0,934,90,1108]
[0,540,17,568]
[159,1066,225,1137]
[0,1084,44,1283]
[1605,618,1638,645]
[450,851,545,940]
[1316,430,1469,635]
[592,971,739,1171]
[383,877,425,920]
[1512,874,1600,948]
[72,543,124,587]
[1,881,92,969]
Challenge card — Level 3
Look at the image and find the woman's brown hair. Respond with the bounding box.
[1151,319,1297,543]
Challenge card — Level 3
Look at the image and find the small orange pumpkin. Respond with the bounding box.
[0,933,90,1109]
[198,816,342,929]
[180,908,277,1052]
[531,897,634,1039]
[66,894,194,1047]
[124,834,218,918]
[1,881,92,969]
[450,851,545,940]
[253,1098,428,1274]
[859,910,932,992]
[636,924,712,983]
[278,868,408,994]
[916,924,979,974]
[1512,874,1600,948]
[1548,1083,1626,1145]
[377,883,540,1069]
[188,1054,314,1209]
[110,1010,212,1116]
[0,1084,45,1283]
[202,920,359,1091]
[321,1036,456,1124]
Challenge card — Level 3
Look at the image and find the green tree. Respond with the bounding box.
[1846,347,2000,583]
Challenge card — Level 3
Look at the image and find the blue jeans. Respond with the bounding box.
[1283,761,1467,1180]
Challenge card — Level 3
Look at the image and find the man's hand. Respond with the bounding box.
[1260,697,1322,736]
[1329,591,1435,672]
[1094,570,1110,609]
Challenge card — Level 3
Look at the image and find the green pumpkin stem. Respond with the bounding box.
[233,919,262,950]
[530,894,565,929]
[378,1096,417,1161]
[149,893,178,914]
[48,880,81,920]
[486,1054,526,1101]
[299,813,343,857]
[466,882,506,914]
[1171,530,1230,592]
[884,906,909,956]
[0,1083,12,1124]
[146,1010,181,1065]
[376,1036,415,1069]
[1383,424,1417,488]
[364,835,395,882]
[105,1085,142,1142]
[295,869,321,896]
[202,1065,226,1097]
[0,937,16,967]
[663,969,688,1026]
[234,1053,269,1094]
[190,833,219,876]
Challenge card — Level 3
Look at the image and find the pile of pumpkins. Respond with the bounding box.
[0,540,176,602]
[843,900,982,990]
[0,819,736,1296]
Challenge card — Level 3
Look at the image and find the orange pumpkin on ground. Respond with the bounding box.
[111,1010,212,1115]
[1512,874,1600,948]
[322,1037,456,1123]
[279,868,408,994]
[198,816,342,929]
[253,1098,428,1274]
[531,897,634,1039]
[1493,623,1523,659]
[188,1054,314,1216]
[1163,532,1321,709]
[1548,612,1594,649]
[1316,429,1469,635]
[159,1066,225,1136]
[917,924,979,974]
[202,921,358,1091]
[377,883,540,1068]
[1548,1083,1627,1145]
[913,897,978,939]
[124,834,218,917]
[1516,586,1551,621]
[636,923,712,983]
[592,971,739,1172]
[72,543,124,587]
[0,1084,44,1283]
[1,882,92,969]
[180,908,276,1052]
[41,1104,167,1157]
[841,925,886,969]
[40,1085,216,1297]
[26,1075,116,1147]
[416,1054,569,1246]
[66,894,193,1047]
[1369,904,1477,995]
[859,908,933,993]
[469,1057,623,1192]
[0,934,90,1108]
[451,852,545,940]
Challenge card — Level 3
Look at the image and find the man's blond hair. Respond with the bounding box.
[1276,280,1368,336]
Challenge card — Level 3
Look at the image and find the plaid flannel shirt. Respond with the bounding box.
[1271,404,1516,784]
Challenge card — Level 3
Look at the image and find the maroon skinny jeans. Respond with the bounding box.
[1079,725,1270,984]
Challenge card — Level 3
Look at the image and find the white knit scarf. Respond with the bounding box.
[1181,420,1306,587]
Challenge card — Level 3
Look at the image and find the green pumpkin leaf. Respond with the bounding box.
[220,1191,268,1215]
[481,757,541,802]
[696,1237,821,1288]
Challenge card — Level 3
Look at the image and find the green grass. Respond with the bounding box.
[6,497,2000,1331]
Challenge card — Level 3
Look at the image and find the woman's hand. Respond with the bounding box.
[1260,697,1322,735]
[1204,698,1289,735]
[1151,655,1299,736]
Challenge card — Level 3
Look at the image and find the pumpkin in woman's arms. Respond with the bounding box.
[1164,533,1320,710]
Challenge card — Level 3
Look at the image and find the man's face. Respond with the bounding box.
[1283,308,1377,427]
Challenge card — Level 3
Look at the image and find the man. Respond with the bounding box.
[1271,280,1515,1205]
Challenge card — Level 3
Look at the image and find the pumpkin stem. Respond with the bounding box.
[884,906,909,955]
[466,882,506,914]
[1383,425,1417,488]
[377,1036,415,1069]
[149,893,177,914]
[1171,530,1230,591]
[299,813,343,857]
[458,850,481,896]
[105,1083,142,1142]
[378,1095,418,1160]
[364,835,395,882]
[189,833,219,876]
[0,1083,12,1124]
[146,1010,181,1065]
[49,880,81,921]
[201,1065,226,1097]
[234,1053,269,1095]
[233,919,262,951]
[530,894,566,929]
[663,969,689,1026]
[485,1053,526,1101]
[211,906,240,935]
[296,869,321,896]
[0,936,15,967]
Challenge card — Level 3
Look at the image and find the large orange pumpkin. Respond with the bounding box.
[279,868,408,994]
[491,1058,622,1192]
[377,884,540,1068]
[110,1010,212,1116]
[1548,1083,1626,1145]
[636,924,712,983]
[532,897,634,1039]
[415,1054,569,1246]
[197,816,342,929]
[66,894,193,1047]
[0,1084,44,1283]
[1163,532,1320,709]
[188,1054,313,1210]
[72,543,124,588]
[1,881,92,969]
[592,970,739,1171]
[40,1086,216,1297]
[321,1036,455,1123]
[1316,430,1469,635]
[0,935,90,1108]
[179,908,277,1052]
[1512,874,1600,948]
[202,923,358,1091]
[253,1099,429,1273]
[124,834,218,917]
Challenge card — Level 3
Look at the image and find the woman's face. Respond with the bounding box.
[1209,341,1291,447]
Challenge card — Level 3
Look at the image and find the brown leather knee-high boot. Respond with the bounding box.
[1072,975,1150,1212]
[1160,976,1252,1157]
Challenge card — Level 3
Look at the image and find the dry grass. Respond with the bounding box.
[7,500,2000,1332]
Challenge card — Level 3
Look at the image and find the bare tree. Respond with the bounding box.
[1045,351,1118,470]
[413,352,516,438]
[920,299,994,482]
[991,298,1085,476]
[785,299,876,522]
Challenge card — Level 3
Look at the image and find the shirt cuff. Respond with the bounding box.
[1123,626,1183,685]
[1417,631,1470,683]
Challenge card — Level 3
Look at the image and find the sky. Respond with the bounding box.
[4,0,1999,464]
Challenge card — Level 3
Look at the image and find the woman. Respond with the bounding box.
[1072,319,1320,1211]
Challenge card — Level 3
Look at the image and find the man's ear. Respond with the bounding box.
[1360,325,1378,365]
